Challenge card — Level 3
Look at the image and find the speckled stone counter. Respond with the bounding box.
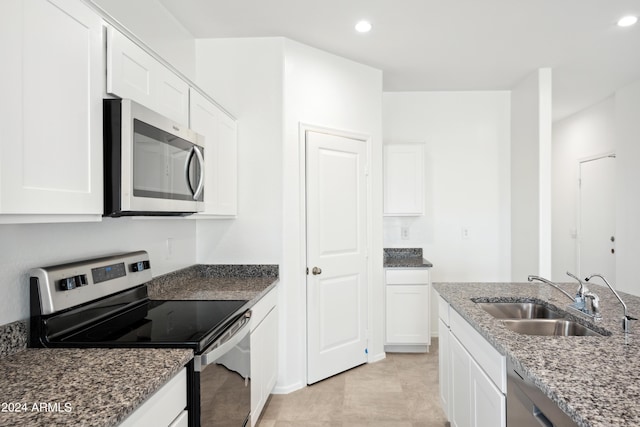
[0,347,192,427]
[146,264,279,302]
[0,320,27,357]
[383,248,433,268]
[433,281,640,427]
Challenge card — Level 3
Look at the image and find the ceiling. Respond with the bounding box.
[159,0,640,121]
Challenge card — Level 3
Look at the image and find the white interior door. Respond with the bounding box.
[306,130,368,385]
[579,155,616,281]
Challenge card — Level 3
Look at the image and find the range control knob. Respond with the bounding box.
[76,274,88,286]
[59,277,77,291]
[131,260,151,272]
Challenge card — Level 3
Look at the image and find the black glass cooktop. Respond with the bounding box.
[50,299,247,352]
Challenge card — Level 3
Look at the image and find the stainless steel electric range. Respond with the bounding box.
[28,251,251,427]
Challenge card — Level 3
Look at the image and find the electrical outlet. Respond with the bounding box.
[461,227,470,240]
[401,227,410,240]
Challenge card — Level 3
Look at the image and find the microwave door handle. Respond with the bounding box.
[192,146,204,200]
[185,147,196,196]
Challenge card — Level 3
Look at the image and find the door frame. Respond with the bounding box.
[298,122,374,385]
[576,152,615,277]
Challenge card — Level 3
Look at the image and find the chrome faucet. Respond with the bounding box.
[583,291,601,319]
[528,273,600,319]
[527,275,574,301]
[585,274,636,334]
[566,271,588,307]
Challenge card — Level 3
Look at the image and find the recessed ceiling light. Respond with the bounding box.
[355,20,372,33]
[617,15,638,27]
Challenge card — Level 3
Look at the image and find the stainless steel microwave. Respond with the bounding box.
[103,99,205,216]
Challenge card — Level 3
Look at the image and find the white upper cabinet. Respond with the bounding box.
[0,0,103,222]
[383,144,425,216]
[106,26,189,125]
[189,89,238,217]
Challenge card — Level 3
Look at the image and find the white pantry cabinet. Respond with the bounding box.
[119,368,187,427]
[0,0,103,222]
[189,89,238,217]
[250,286,278,426]
[383,144,425,216]
[438,294,506,427]
[107,26,189,125]
[385,269,430,352]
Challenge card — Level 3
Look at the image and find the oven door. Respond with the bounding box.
[194,311,251,427]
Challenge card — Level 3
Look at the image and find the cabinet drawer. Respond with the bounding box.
[437,293,450,326]
[450,309,505,393]
[385,269,429,285]
[250,285,278,332]
[119,368,187,427]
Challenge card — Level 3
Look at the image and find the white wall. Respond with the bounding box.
[551,97,615,280]
[383,92,512,282]
[0,218,195,325]
[91,0,196,80]
[194,38,284,265]
[615,79,640,295]
[281,39,384,390]
[510,69,552,280]
[194,36,383,393]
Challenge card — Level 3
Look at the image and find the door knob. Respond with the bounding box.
[312,267,322,275]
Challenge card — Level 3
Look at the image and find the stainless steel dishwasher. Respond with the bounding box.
[507,359,578,427]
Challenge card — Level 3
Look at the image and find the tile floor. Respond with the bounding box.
[256,339,448,427]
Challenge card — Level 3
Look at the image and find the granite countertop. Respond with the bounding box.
[383,248,433,269]
[146,264,279,302]
[0,347,192,427]
[433,281,640,427]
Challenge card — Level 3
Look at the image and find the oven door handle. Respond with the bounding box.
[195,311,251,372]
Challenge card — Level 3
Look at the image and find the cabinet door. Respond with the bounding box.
[438,319,451,420]
[107,27,189,124]
[386,285,429,344]
[189,89,238,217]
[250,306,278,427]
[0,0,103,218]
[383,144,424,216]
[470,357,506,427]
[449,333,471,427]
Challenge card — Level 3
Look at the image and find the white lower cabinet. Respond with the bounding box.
[250,287,278,426]
[470,355,505,427]
[385,269,431,351]
[438,318,451,419]
[119,368,187,427]
[438,294,505,427]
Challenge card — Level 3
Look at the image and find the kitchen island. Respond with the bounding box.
[434,281,640,427]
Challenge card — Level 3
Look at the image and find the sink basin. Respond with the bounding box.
[477,302,563,319]
[502,319,602,336]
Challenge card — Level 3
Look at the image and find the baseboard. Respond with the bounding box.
[271,380,305,395]
[368,351,386,363]
[384,344,429,353]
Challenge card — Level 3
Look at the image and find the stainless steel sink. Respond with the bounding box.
[502,319,602,336]
[477,302,563,319]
